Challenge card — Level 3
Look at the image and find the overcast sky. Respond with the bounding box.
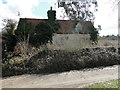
[0,0,118,36]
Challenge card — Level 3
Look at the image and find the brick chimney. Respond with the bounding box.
[50,7,52,10]
[47,7,56,21]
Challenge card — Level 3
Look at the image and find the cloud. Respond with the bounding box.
[0,0,118,36]
[0,0,43,30]
[94,0,118,36]
[0,0,40,18]
[56,7,69,20]
[99,29,118,36]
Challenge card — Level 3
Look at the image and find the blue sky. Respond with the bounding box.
[32,1,55,19]
[0,0,118,36]
[2,0,7,4]
[32,2,49,18]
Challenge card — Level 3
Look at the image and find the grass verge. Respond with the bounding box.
[85,79,120,88]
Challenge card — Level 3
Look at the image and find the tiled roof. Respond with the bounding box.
[57,20,91,34]
[19,18,92,34]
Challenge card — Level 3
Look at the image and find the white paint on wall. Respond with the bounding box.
[47,34,91,50]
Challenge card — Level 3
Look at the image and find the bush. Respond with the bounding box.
[25,47,120,74]
[2,18,17,53]
[2,47,120,77]
[89,24,99,43]
[30,22,53,46]
[2,34,17,62]
[2,34,16,51]
[2,58,29,77]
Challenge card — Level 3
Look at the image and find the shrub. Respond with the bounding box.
[25,47,120,74]
[15,18,32,43]
[15,18,59,47]
[2,34,16,51]
[2,58,29,77]
[2,47,120,77]
[89,24,99,44]
[2,18,17,53]
[30,22,53,46]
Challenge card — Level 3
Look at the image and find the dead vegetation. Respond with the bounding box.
[2,46,120,77]
[2,35,119,77]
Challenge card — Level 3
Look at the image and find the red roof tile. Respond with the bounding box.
[19,18,92,34]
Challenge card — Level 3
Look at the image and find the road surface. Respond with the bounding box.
[2,65,119,88]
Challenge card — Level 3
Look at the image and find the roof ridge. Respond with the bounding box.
[20,18,47,20]
[20,18,86,22]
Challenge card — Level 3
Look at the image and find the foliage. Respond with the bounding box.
[2,56,29,77]
[25,47,120,74]
[47,9,56,21]
[58,1,99,43]
[47,9,60,33]
[2,19,17,53]
[58,0,98,22]
[85,79,119,88]
[2,47,120,77]
[47,20,60,33]
[30,22,53,46]
[2,34,16,51]
[15,18,32,42]
[29,9,60,46]
[88,24,99,43]
[2,19,17,35]
[15,17,60,46]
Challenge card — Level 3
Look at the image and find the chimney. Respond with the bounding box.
[47,7,56,21]
[50,7,52,10]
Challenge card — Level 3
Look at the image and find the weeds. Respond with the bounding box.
[2,46,120,77]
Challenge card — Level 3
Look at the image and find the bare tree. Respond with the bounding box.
[58,0,98,23]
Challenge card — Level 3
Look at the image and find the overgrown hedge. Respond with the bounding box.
[2,47,120,77]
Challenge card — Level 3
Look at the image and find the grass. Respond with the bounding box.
[85,79,120,88]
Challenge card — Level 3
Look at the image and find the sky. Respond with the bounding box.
[0,0,118,36]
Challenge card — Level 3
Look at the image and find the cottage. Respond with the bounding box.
[17,7,94,49]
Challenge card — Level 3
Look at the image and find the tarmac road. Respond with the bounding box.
[2,65,119,88]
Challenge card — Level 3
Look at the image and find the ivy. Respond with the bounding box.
[30,22,53,46]
[15,18,32,42]
[89,25,99,44]
[47,20,60,33]
[47,9,60,33]
[15,9,60,46]
[47,10,56,21]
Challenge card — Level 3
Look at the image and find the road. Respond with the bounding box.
[2,65,119,88]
